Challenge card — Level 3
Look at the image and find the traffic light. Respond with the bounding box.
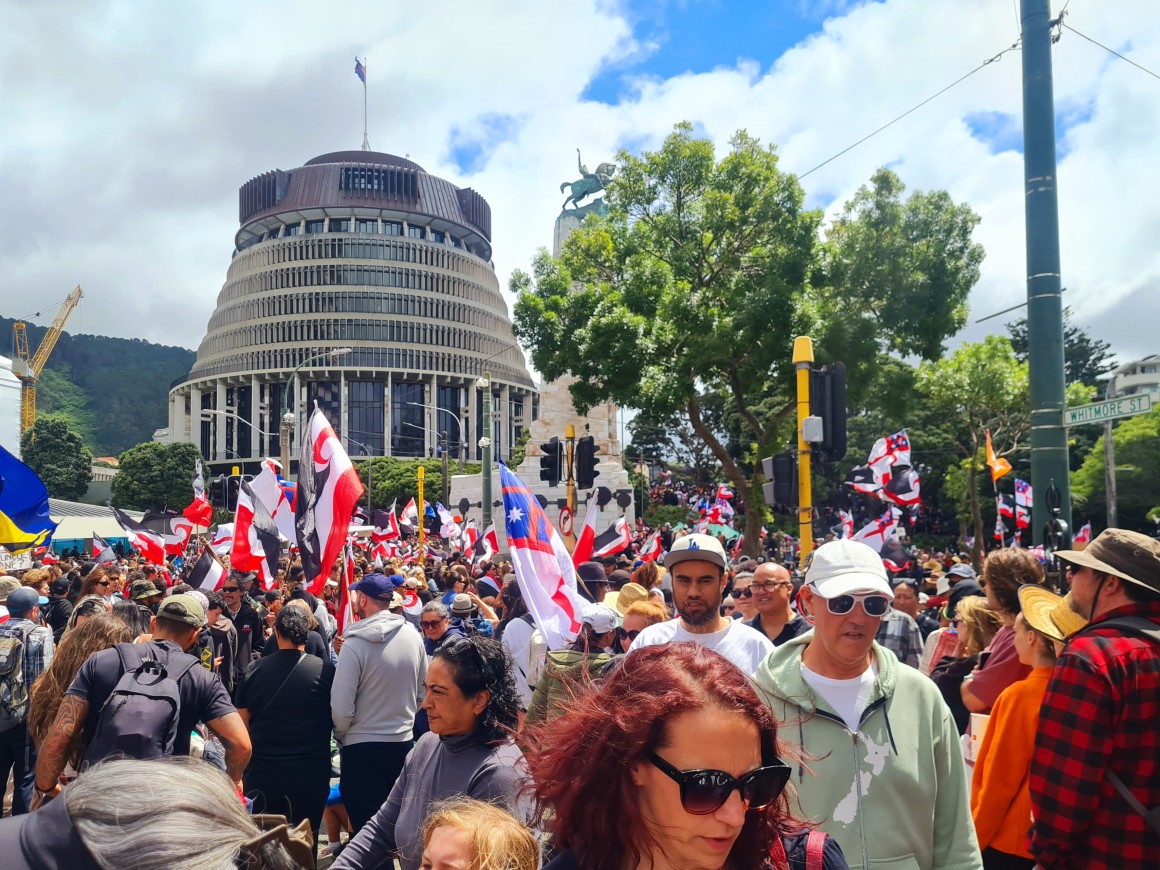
[575,435,599,490]
[226,475,243,513]
[809,362,848,461]
[210,475,227,508]
[760,453,797,507]
[539,437,563,487]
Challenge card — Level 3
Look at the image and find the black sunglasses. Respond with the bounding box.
[733,588,753,598]
[619,628,641,640]
[648,752,790,815]
[222,587,240,593]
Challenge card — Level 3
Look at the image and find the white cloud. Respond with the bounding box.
[0,0,1157,367]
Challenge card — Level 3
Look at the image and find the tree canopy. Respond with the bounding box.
[513,123,986,553]
[1072,405,1160,533]
[21,414,93,501]
[111,441,202,511]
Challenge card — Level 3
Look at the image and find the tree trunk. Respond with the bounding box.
[686,395,763,557]
[968,464,983,570]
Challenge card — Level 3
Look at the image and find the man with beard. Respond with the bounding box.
[330,573,427,833]
[629,534,772,673]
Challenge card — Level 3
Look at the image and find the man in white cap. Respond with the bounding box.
[628,533,772,673]
[752,538,981,870]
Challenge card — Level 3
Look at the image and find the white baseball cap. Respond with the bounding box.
[581,602,620,634]
[664,533,727,570]
[806,539,893,599]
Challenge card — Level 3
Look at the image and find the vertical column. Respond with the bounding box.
[424,374,436,457]
[189,387,202,456]
[340,370,348,444]
[166,393,177,443]
[293,374,303,450]
[467,377,478,461]
[384,374,393,457]
[173,391,187,445]
[215,382,227,461]
[251,376,261,458]
[498,383,510,463]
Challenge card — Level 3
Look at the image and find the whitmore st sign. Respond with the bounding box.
[1063,394,1153,427]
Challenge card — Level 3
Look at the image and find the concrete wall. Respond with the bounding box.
[0,357,22,458]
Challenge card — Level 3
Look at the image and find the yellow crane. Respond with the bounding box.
[12,285,84,436]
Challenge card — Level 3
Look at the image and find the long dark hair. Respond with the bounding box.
[523,643,794,870]
[432,636,520,744]
[496,578,528,641]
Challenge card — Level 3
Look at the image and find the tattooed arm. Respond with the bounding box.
[206,711,253,793]
[32,693,89,809]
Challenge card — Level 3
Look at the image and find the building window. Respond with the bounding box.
[330,218,350,233]
[384,220,403,236]
[356,218,378,234]
[347,381,385,455]
[431,230,445,244]
[391,382,425,457]
[284,222,301,237]
[408,224,424,239]
[305,219,324,234]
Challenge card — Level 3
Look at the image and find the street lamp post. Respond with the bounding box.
[477,372,493,529]
[345,435,374,519]
[279,347,353,477]
[405,402,465,472]
[199,409,278,463]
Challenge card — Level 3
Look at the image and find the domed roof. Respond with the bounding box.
[304,151,426,173]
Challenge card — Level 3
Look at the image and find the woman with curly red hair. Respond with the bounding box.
[523,642,848,870]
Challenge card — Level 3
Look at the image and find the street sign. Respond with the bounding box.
[1063,394,1153,427]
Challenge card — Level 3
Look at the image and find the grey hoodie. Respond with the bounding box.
[331,610,427,746]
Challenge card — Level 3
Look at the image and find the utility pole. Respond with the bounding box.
[417,464,426,564]
[793,336,814,560]
[1021,0,1071,542]
[441,430,450,506]
[478,373,493,529]
[565,423,577,549]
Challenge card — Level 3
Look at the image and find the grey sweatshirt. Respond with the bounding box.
[330,610,427,745]
[332,730,531,870]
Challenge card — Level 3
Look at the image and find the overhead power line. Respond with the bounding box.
[798,41,1022,180]
[1063,23,1160,83]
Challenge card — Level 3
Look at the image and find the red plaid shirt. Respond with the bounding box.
[1029,601,1160,868]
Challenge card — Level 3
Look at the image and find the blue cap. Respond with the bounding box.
[6,587,45,615]
[388,573,406,588]
[350,573,394,601]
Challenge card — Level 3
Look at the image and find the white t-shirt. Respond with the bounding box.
[500,616,535,709]
[630,618,774,674]
[801,660,879,733]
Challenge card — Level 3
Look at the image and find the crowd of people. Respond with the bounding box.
[0,518,1155,869]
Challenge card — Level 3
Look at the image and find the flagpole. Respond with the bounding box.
[361,56,370,151]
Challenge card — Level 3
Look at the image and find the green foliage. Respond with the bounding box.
[643,504,692,528]
[916,337,1029,559]
[509,428,531,468]
[112,441,203,511]
[0,316,195,456]
[1007,307,1116,389]
[813,167,984,405]
[356,457,482,512]
[20,414,93,501]
[1071,405,1160,532]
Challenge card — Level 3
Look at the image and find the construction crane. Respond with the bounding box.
[12,285,84,436]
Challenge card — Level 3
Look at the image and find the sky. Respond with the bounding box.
[1,0,1158,373]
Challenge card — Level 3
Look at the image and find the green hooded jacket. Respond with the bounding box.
[752,631,982,870]
[525,649,614,726]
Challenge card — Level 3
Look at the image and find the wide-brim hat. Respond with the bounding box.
[1019,585,1088,643]
[1053,528,1160,593]
[604,582,649,616]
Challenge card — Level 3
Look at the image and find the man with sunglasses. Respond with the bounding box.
[753,539,981,870]
[629,534,772,674]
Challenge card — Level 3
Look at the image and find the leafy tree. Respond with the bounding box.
[356,457,481,514]
[1007,306,1116,389]
[812,168,984,406]
[1071,405,1160,533]
[112,441,202,511]
[916,337,1029,564]
[508,429,531,469]
[513,124,986,554]
[21,414,93,501]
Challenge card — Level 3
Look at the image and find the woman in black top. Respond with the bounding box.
[235,605,334,856]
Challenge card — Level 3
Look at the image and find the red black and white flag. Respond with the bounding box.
[110,505,166,564]
[294,405,366,595]
[92,532,117,564]
[571,497,600,567]
[881,466,921,508]
[232,479,282,591]
[851,509,899,554]
[592,515,632,559]
[472,523,499,565]
[187,546,227,592]
[880,539,911,573]
[183,458,214,528]
[997,494,1015,520]
[250,460,297,545]
[372,504,400,542]
[142,509,195,556]
[462,519,480,553]
[400,498,419,536]
[638,530,663,563]
[716,484,734,501]
[838,510,855,539]
[845,465,883,495]
[1072,522,1092,545]
[867,430,911,473]
[337,540,356,635]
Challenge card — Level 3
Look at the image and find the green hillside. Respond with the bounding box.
[2,317,196,456]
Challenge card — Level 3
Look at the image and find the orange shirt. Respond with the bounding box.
[970,666,1053,858]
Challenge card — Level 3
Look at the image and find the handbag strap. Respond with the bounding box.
[250,653,304,721]
[1107,769,1160,834]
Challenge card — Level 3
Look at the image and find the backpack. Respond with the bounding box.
[82,643,198,767]
[0,622,34,732]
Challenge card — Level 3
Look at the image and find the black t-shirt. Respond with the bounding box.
[67,639,236,756]
[260,629,328,660]
[234,649,334,763]
[746,613,811,646]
